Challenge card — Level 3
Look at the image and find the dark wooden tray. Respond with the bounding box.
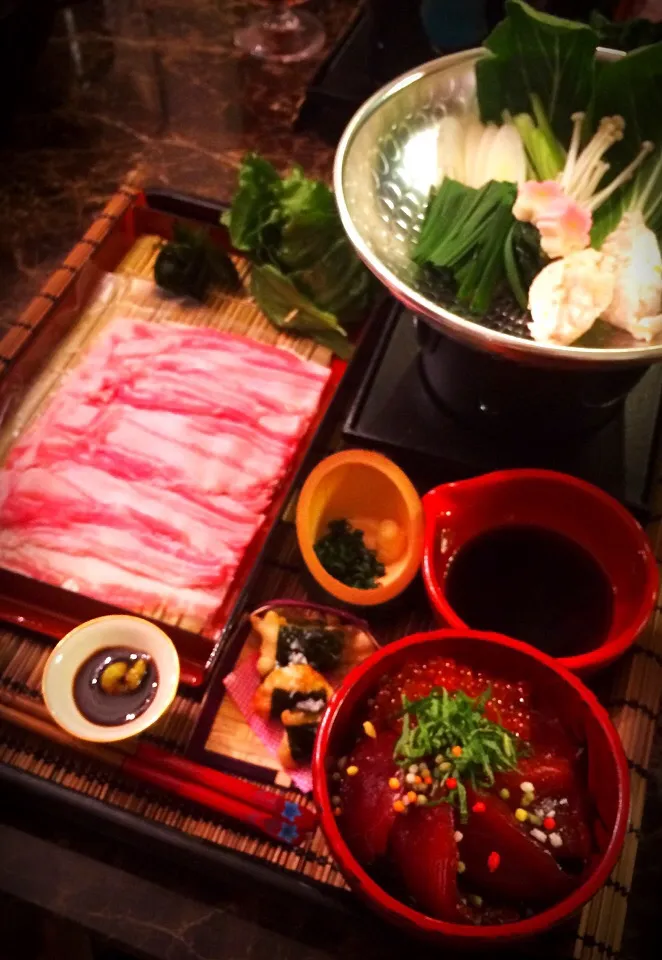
[0,186,382,688]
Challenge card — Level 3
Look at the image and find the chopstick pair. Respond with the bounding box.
[130,741,317,843]
[0,696,317,846]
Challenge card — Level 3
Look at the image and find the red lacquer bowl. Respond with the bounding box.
[421,469,658,674]
[312,629,630,947]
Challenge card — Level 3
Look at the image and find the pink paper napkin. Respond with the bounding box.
[224,652,314,793]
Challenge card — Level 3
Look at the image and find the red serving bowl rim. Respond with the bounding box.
[312,628,630,944]
[421,469,658,674]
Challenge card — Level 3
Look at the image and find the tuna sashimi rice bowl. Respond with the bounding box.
[313,630,629,944]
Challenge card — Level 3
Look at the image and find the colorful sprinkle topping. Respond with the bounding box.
[472,801,486,814]
[388,777,401,791]
[543,816,557,831]
[363,720,377,739]
[487,851,501,873]
[346,765,359,777]
[515,808,529,823]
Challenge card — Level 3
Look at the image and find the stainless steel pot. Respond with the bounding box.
[334,47,662,370]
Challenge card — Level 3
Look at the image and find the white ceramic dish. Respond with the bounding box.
[42,615,180,743]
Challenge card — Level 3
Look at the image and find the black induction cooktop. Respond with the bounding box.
[344,304,662,520]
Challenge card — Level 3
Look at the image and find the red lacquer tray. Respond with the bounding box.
[0,186,382,688]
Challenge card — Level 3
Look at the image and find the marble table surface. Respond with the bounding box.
[0,2,661,958]
[0,0,348,332]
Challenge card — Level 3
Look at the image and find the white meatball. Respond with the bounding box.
[528,249,615,346]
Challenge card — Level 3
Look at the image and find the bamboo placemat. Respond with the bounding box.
[0,189,661,954]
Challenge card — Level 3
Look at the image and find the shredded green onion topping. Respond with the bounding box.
[394,686,525,821]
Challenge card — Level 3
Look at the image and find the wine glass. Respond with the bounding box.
[235,1,326,64]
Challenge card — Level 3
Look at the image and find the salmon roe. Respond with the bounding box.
[369,656,530,739]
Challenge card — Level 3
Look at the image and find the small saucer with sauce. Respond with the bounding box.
[42,615,180,742]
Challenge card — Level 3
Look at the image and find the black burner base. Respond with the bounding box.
[416,321,649,438]
[344,305,662,520]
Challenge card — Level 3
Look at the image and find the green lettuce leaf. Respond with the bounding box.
[477,0,598,143]
[221,154,283,260]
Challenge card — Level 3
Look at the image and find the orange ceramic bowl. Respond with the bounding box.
[296,450,424,606]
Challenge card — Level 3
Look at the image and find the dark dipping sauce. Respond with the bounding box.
[74,647,158,726]
[445,525,614,657]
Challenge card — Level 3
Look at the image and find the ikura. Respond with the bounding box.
[370,656,530,739]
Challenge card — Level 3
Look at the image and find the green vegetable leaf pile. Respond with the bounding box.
[154,223,240,301]
[313,518,385,590]
[223,155,374,357]
[477,1,598,145]
[394,686,523,821]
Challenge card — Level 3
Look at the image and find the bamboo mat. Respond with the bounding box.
[0,210,661,953]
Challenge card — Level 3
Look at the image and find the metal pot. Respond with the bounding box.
[334,47,662,370]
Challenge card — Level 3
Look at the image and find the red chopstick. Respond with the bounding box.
[124,759,309,844]
[131,742,317,842]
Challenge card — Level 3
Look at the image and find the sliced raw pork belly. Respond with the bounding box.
[0,317,331,623]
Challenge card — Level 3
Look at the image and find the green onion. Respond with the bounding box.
[414,178,517,315]
[510,108,565,181]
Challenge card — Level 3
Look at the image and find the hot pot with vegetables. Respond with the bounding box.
[334,0,662,434]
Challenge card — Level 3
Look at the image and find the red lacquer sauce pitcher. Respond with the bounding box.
[421,469,658,674]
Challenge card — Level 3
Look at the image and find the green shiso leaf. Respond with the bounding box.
[250,264,352,360]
